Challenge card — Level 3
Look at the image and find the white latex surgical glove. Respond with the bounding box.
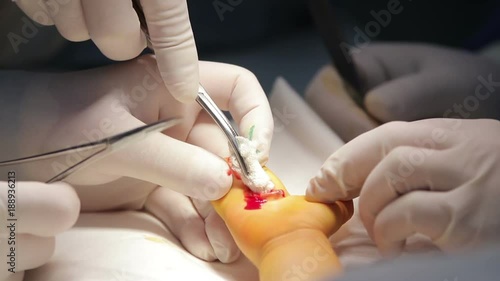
[14,0,199,102]
[307,118,500,258]
[306,43,500,142]
[0,181,80,281]
[329,198,438,269]
[0,55,273,263]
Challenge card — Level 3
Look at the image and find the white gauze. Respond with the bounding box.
[229,136,274,193]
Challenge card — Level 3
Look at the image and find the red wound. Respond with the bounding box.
[244,189,286,210]
[225,157,285,210]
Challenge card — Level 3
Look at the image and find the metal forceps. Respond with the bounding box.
[132,0,251,180]
[196,85,251,180]
[0,119,180,183]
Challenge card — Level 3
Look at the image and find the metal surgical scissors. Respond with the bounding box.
[0,119,181,183]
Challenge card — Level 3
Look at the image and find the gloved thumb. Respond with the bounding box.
[352,45,454,122]
[363,72,467,122]
[352,43,500,122]
[141,0,199,103]
[0,181,80,275]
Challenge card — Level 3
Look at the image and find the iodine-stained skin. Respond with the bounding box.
[212,166,353,281]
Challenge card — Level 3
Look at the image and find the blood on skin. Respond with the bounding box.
[243,188,285,210]
[225,157,285,210]
[227,167,242,180]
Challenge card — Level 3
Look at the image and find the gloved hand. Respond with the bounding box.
[306,118,500,258]
[305,43,500,142]
[14,0,198,102]
[0,55,273,263]
[0,181,80,281]
[329,198,438,269]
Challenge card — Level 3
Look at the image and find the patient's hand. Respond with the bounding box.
[0,55,274,263]
[212,167,353,281]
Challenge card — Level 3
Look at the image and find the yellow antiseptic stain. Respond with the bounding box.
[143,235,169,244]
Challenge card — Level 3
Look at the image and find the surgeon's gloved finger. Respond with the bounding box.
[364,72,466,122]
[191,198,240,263]
[1,272,23,281]
[359,146,465,241]
[199,62,274,164]
[81,0,146,60]
[306,154,362,203]
[141,0,199,102]
[122,132,231,200]
[354,43,500,122]
[352,44,435,122]
[187,110,231,159]
[205,211,240,263]
[0,181,80,237]
[45,0,90,41]
[306,120,456,203]
[372,191,451,258]
[144,187,217,261]
[97,116,232,200]
[0,234,55,273]
[14,0,54,25]
[352,43,425,90]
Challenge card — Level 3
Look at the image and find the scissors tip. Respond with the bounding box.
[147,118,182,133]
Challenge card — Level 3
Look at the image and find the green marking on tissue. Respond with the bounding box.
[248,125,255,140]
[248,125,260,154]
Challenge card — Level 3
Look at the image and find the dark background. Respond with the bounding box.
[5,0,500,94]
